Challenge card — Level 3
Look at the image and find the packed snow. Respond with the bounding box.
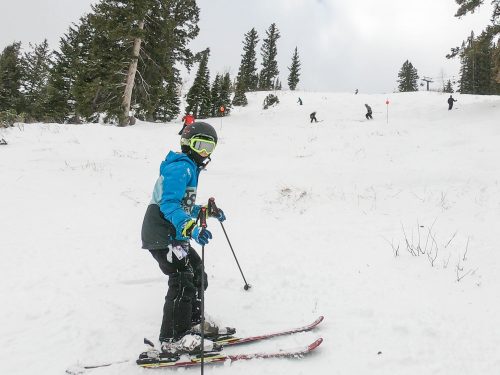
[1,90,500,375]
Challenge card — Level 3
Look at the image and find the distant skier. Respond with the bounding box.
[0,138,7,145]
[297,97,303,105]
[310,112,318,123]
[365,104,373,120]
[178,111,196,135]
[355,89,358,95]
[447,95,457,110]
[141,122,233,355]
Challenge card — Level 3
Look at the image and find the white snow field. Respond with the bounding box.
[1,90,500,375]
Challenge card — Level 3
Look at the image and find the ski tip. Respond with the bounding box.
[308,338,323,351]
[310,316,324,327]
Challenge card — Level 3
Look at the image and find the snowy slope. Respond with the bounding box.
[1,91,500,375]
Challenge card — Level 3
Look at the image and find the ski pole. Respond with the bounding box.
[208,198,251,291]
[198,206,208,375]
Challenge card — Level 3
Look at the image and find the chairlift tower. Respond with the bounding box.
[422,77,433,91]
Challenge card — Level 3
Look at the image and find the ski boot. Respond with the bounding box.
[160,333,222,355]
[191,320,236,339]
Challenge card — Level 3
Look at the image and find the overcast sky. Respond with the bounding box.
[0,0,493,93]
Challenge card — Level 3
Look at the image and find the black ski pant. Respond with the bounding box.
[366,113,373,119]
[149,245,207,342]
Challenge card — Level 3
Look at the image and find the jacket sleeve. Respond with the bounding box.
[158,161,193,240]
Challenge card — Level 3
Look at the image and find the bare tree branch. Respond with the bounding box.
[463,236,470,261]
[445,231,458,248]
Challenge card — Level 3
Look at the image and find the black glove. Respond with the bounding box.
[210,208,226,222]
[207,198,226,222]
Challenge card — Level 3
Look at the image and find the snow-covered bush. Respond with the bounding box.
[263,94,279,109]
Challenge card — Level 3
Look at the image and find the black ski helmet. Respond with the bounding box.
[180,121,218,145]
[180,122,218,165]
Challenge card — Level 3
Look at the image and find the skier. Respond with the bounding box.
[178,111,196,135]
[141,122,232,355]
[297,97,303,105]
[365,104,373,120]
[310,112,318,123]
[355,89,358,95]
[447,95,457,110]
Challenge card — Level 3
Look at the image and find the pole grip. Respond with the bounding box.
[207,197,219,217]
[199,206,208,228]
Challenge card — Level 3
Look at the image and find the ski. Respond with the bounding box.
[66,316,323,373]
[214,315,324,347]
[136,338,323,368]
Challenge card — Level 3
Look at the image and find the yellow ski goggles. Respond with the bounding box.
[187,137,216,155]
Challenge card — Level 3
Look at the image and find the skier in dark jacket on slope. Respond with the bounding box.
[447,95,457,110]
[310,112,318,123]
[141,122,232,355]
[365,104,373,120]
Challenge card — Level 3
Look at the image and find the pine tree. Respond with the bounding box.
[235,28,259,93]
[493,39,500,87]
[199,71,212,118]
[49,21,98,123]
[443,79,454,93]
[44,27,79,123]
[450,0,499,84]
[134,0,199,122]
[210,72,232,117]
[210,74,222,117]
[67,13,117,122]
[274,77,282,90]
[259,23,280,90]
[186,49,211,118]
[397,60,419,92]
[478,28,499,94]
[159,68,182,122]
[61,0,200,124]
[458,29,500,95]
[88,0,152,125]
[232,79,248,106]
[219,72,232,115]
[21,40,53,121]
[473,30,494,94]
[45,58,71,122]
[287,47,301,90]
[0,42,23,113]
[458,40,473,93]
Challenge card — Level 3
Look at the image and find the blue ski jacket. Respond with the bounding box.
[141,151,202,249]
